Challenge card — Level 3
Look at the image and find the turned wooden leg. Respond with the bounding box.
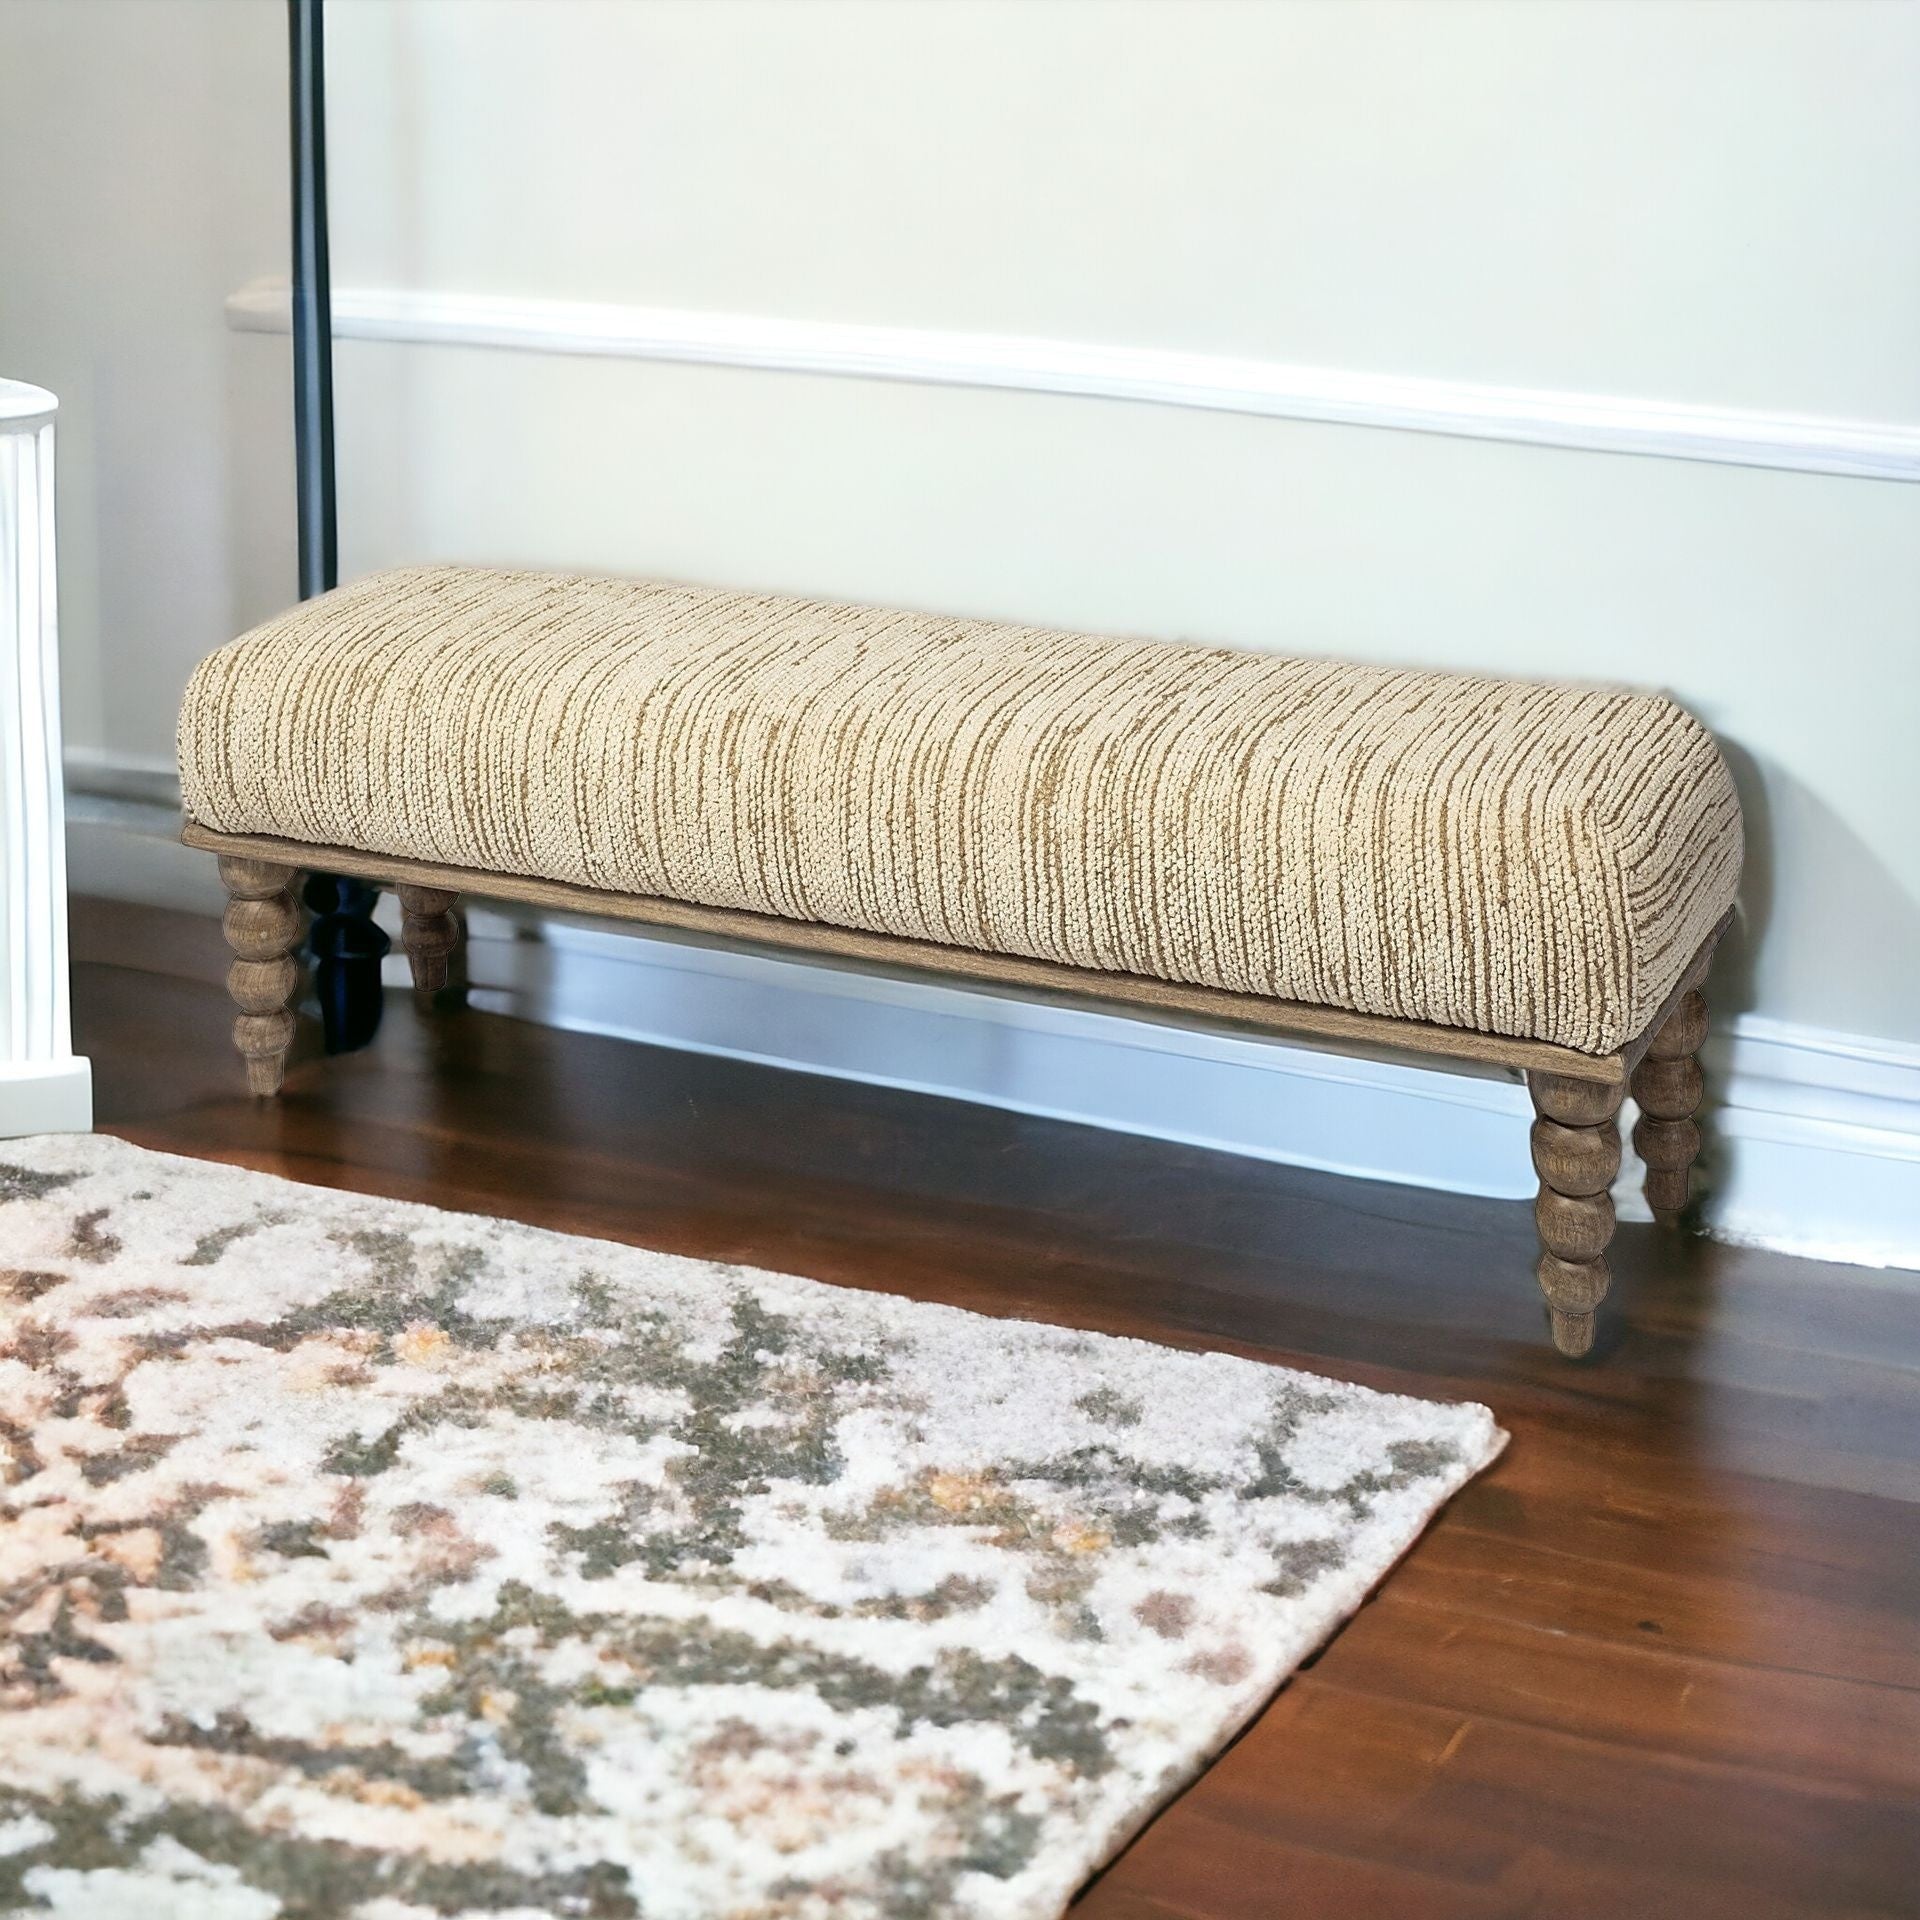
[1528,1072,1624,1359]
[397,885,461,998]
[1633,989,1708,1226]
[219,855,303,1097]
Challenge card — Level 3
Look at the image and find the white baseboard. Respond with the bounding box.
[61,745,181,806]
[460,904,1541,1201]
[225,278,1920,485]
[1703,1020,1920,1270]
[65,774,1920,1273]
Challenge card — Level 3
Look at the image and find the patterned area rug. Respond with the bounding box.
[0,1134,1504,1919]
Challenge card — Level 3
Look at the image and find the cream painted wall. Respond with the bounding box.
[328,0,1920,417]
[2,0,1917,1043]
[0,0,293,762]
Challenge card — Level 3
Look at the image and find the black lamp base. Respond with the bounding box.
[303,874,389,1054]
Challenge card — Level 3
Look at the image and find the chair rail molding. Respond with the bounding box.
[225,278,1920,483]
[1,380,91,1136]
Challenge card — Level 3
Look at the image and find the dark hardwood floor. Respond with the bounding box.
[71,898,1920,1919]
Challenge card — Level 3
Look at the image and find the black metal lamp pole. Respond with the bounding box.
[288,0,387,1052]
[289,0,337,600]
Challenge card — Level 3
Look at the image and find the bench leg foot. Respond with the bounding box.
[398,885,462,998]
[1633,989,1708,1226]
[1527,1073,1623,1358]
[219,855,303,1097]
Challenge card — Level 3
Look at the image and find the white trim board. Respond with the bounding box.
[65,780,1920,1275]
[1,397,90,1139]
[61,745,179,807]
[224,278,1920,484]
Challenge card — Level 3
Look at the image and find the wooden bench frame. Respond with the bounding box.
[186,820,1729,1361]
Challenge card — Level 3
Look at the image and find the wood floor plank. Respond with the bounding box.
[1079,1804,1519,1920]
[1443,1439,1920,1606]
[1085,1796,1859,1920]
[1196,1684,1920,1914]
[1318,1598,1920,1795]
[1383,1524,1920,1692]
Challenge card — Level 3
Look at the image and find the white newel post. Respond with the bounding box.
[0,379,90,1136]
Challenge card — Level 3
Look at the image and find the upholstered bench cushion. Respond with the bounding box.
[178,565,1741,1055]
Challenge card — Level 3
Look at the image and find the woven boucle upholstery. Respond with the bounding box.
[178,566,1741,1055]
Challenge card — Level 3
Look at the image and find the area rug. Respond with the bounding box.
[0,1133,1504,1919]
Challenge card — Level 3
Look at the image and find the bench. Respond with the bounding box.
[177,566,1743,1358]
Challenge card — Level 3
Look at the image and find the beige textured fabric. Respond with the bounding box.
[178,566,1741,1055]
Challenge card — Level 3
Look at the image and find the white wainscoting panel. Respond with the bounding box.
[224,280,1920,484]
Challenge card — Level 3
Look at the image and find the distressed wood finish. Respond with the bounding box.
[217,855,302,1096]
[67,895,1920,1920]
[397,884,461,997]
[1526,1073,1624,1357]
[1528,940,1720,1357]
[1634,988,1709,1223]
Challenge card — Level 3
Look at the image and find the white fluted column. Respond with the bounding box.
[1,379,90,1136]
